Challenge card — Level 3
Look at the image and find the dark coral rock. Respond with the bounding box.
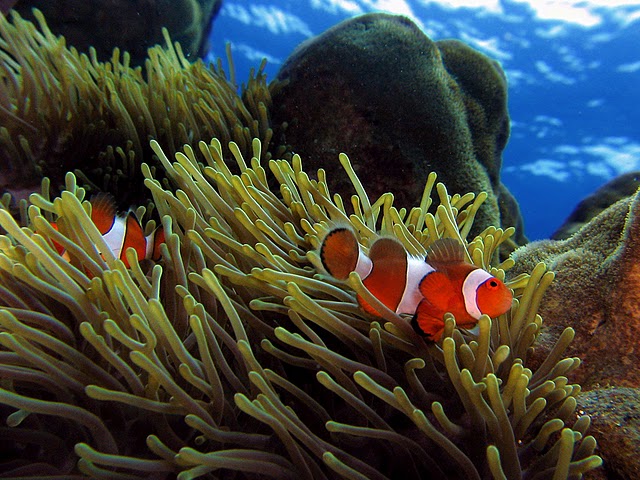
[509,189,640,479]
[12,0,222,65]
[510,189,640,389]
[271,13,526,250]
[552,171,640,240]
[578,388,640,480]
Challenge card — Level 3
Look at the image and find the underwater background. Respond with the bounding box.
[2,1,639,478]
[208,0,640,240]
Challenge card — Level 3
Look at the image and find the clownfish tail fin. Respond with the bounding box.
[319,227,360,280]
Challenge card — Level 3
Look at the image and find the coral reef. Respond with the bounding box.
[577,388,640,480]
[0,138,600,478]
[552,171,640,240]
[510,188,640,479]
[12,0,222,65]
[510,190,640,389]
[0,10,276,209]
[270,13,526,255]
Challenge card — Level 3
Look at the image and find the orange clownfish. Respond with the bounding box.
[51,194,165,268]
[318,227,512,341]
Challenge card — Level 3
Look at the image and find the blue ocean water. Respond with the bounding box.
[207,0,640,240]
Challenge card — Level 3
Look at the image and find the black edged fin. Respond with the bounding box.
[319,227,360,280]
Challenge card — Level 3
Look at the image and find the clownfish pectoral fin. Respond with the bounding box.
[425,238,467,266]
[89,193,117,235]
[119,213,147,267]
[358,237,409,315]
[413,300,446,341]
[319,227,361,280]
[418,271,455,312]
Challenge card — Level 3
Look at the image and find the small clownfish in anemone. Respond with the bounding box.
[318,227,513,341]
[50,194,165,268]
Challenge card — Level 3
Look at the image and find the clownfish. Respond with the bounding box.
[51,194,164,268]
[318,227,512,341]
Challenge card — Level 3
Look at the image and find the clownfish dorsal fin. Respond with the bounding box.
[367,237,407,264]
[425,238,467,266]
[319,227,361,280]
[90,193,117,235]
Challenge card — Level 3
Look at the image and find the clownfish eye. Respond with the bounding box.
[486,279,499,290]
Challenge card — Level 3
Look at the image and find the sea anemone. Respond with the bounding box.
[0,138,601,479]
[0,9,276,208]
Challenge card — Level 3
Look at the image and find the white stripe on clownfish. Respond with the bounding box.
[462,269,494,320]
[51,194,164,268]
[101,213,127,256]
[319,226,433,315]
[318,227,513,342]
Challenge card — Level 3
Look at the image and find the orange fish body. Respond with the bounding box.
[319,227,433,316]
[414,238,512,340]
[51,194,164,268]
[318,228,512,342]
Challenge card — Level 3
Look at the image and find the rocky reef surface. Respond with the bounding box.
[268,12,640,478]
[11,0,222,65]
[511,187,640,479]
[552,171,640,240]
[270,13,526,253]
